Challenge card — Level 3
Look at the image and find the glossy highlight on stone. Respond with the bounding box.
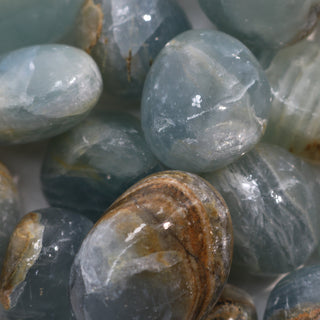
[0,208,93,320]
[264,265,320,320]
[141,30,271,173]
[70,171,233,320]
[0,44,102,145]
[203,143,320,275]
[207,284,257,320]
[41,111,163,221]
[91,0,191,98]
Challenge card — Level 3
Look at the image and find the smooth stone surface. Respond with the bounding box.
[198,0,320,52]
[41,111,163,221]
[264,38,320,163]
[0,0,103,55]
[141,30,271,173]
[203,143,320,275]
[91,0,191,98]
[70,171,233,320]
[0,44,102,145]
[207,284,257,320]
[0,163,19,269]
[0,208,93,320]
[264,265,320,320]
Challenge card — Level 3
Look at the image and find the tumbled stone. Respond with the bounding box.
[91,0,191,98]
[203,143,320,275]
[0,208,93,320]
[41,111,162,221]
[207,284,257,320]
[198,0,320,53]
[264,38,320,163]
[70,171,233,320]
[0,163,19,269]
[0,44,102,145]
[141,30,271,173]
[264,265,320,320]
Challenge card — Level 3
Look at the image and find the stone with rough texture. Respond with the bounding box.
[91,0,191,98]
[0,163,19,269]
[198,0,320,53]
[70,171,233,320]
[203,143,320,275]
[41,111,163,221]
[0,44,102,145]
[264,265,320,320]
[0,208,93,320]
[142,30,271,173]
[207,284,257,320]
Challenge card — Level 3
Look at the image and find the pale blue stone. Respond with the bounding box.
[91,0,191,98]
[41,112,163,221]
[203,143,320,275]
[0,44,102,145]
[141,30,271,173]
[264,265,320,319]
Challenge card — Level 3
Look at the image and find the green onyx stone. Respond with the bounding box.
[0,44,102,145]
[264,39,320,163]
[141,30,271,173]
[198,0,320,53]
[90,0,191,98]
[41,112,163,221]
[203,143,320,275]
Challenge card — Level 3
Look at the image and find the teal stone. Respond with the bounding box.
[91,0,191,98]
[41,112,163,221]
[0,163,19,269]
[264,265,320,320]
[264,38,320,163]
[141,30,271,173]
[0,0,103,55]
[0,208,93,320]
[198,0,320,52]
[0,44,102,145]
[203,143,320,275]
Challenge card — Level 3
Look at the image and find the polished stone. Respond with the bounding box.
[91,0,191,98]
[264,38,320,163]
[0,208,93,320]
[70,171,233,320]
[203,143,320,275]
[0,44,102,145]
[142,30,271,173]
[207,284,257,320]
[198,0,320,52]
[0,163,19,269]
[264,265,320,320]
[41,111,163,221]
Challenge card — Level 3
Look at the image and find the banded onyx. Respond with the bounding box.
[0,208,93,320]
[203,143,320,275]
[141,30,271,173]
[70,171,233,320]
[41,111,163,221]
[264,265,320,320]
[0,44,102,145]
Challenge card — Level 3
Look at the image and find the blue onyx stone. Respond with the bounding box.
[207,284,257,320]
[91,0,191,98]
[41,111,163,221]
[0,163,20,269]
[141,30,271,173]
[0,208,93,320]
[0,0,103,55]
[70,171,233,320]
[198,0,320,53]
[0,44,102,145]
[203,143,320,275]
[264,265,320,320]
